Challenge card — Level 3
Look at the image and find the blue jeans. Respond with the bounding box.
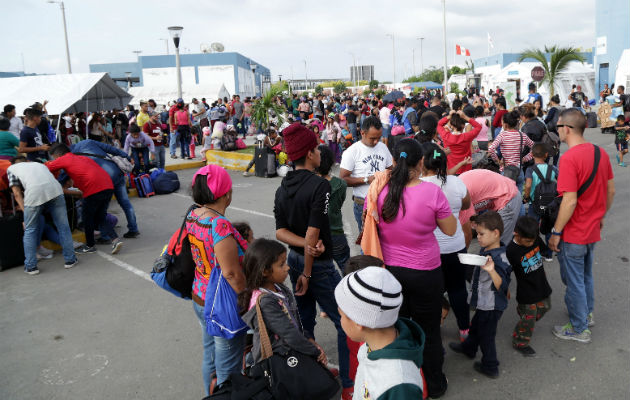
[169,131,180,156]
[193,301,246,394]
[381,124,391,139]
[131,147,150,174]
[331,234,350,273]
[287,251,352,388]
[502,169,526,217]
[113,182,138,234]
[154,146,165,170]
[353,200,364,233]
[23,195,77,270]
[180,134,191,158]
[348,122,358,142]
[557,241,595,333]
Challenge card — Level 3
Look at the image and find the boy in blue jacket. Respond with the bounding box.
[449,210,511,379]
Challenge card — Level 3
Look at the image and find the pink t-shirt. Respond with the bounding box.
[376,181,452,270]
[457,169,519,225]
[474,117,489,142]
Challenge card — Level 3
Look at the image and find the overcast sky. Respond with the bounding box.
[5,0,595,82]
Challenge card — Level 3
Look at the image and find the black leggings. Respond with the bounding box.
[82,189,113,247]
[441,250,471,330]
[387,265,447,397]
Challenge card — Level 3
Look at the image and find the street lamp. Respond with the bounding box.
[168,26,184,100]
[386,34,396,84]
[250,62,257,96]
[418,37,425,77]
[349,52,358,91]
[159,38,169,55]
[46,0,72,73]
[303,59,308,90]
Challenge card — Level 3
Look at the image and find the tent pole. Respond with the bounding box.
[56,114,62,143]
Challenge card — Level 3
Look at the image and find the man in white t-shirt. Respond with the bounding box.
[3,104,23,139]
[7,157,78,275]
[191,98,206,125]
[340,115,393,232]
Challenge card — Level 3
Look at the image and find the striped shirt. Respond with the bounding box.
[489,129,534,168]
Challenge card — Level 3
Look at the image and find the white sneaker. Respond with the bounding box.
[73,241,84,250]
[64,259,79,269]
[243,171,250,177]
[111,239,123,255]
[37,246,53,260]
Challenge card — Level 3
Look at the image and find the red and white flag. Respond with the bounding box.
[456,44,470,56]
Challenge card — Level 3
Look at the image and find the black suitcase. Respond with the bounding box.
[266,153,276,177]
[586,112,597,128]
[254,145,268,177]
[0,195,24,271]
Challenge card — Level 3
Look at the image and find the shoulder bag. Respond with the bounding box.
[502,131,522,182]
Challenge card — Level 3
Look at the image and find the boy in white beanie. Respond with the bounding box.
[335,266,425,400]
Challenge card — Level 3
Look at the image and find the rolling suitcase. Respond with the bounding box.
[586,112,597,128]
[266,152,277,177]
[0,194,24,271]
[254,144,268,178]
[134,174,155,197]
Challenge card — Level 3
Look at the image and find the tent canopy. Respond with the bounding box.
[0,73,131,115]
[128,83,231,106]
[405,81,443,89]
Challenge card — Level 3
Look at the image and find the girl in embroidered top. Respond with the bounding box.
[241,238,327,366]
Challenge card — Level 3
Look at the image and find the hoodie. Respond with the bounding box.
[273,169,332,260]
[353,318,425,400]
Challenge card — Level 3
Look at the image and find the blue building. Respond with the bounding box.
[474,52,594,69]
[595,0,630,92]
[89,52,270,98]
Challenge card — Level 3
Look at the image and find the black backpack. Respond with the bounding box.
[531,165,557,216]
[221,132,237,151]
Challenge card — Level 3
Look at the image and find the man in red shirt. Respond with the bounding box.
[47,143,123,255]
[168,99,182,159]
[548,108,615,343]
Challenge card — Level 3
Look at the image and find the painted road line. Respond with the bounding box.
[97,251,152,282]
[171,192,274,219]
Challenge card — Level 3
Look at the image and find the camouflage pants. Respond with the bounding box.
[512,297,551,347]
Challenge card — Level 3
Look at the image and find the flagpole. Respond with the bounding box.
[442,0,449,94]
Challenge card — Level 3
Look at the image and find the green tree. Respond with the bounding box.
[251,87,285,130]
[270,80,288,93]
[369,80,379,90]
[374,89,386,98]
[314,85,323,95]
[404,66,468,85]
[333,81,347,94]
[518,46,586,97]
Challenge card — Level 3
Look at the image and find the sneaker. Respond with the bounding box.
[459,329,469,342]
[620,162,627,167]
[543,255,553,262]
[73,241,84,250]
[123,231,140,239]
[514,345,536,357]
[95,238,112,245]
[64,259,79,269]
[341,387,353,400]
[242,171,250,177]
[473,361,499,379]
[587,313,595,327]
[76,245,96,254]
[170,154,178,159]
[552,322,592,343]
[448,342,474,359]
[24,267,40,275]
[37,246,53,260]
[111,240,123,255]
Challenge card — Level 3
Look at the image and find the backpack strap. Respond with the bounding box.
[577,145,601,197]
[170,204,197,254]
[532,165,548,183]
[256,294,274,360]
[545,163,553,182]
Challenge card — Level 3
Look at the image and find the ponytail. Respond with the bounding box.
[421,142,448,185]
[502,109,521,128]
[382,139,423,223]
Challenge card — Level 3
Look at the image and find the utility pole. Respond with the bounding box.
[418,37,425,77]
[412,48,416,77]
[47,1,72,73]
[303,59,308,90]
[159,38,169,55]
[441,1,449,94]
[386,34,396,84]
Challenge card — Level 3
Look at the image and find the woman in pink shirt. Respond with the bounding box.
[473,106,490,150]
[376,138,456,398]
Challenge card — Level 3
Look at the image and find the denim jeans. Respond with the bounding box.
[557,241,595,333]
[154,146,165,170]
[353,201,363,233]
[131,147,150,174]
[331,233,350,273]
[83,189,115,247]
[287,251,352,388]
[23,195,77,270]
[381,124,391,139]
[193,301,245,393]
[348,122,358,142]
[180,134,191,158]
[113,182,138,233]
[169,131,180,156]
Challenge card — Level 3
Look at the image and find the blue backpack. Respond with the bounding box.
[152,171,180,194]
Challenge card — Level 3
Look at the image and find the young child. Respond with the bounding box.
[241,238,327,368]
[449,211,511,379]
[506,216,552,357]
[200,126,212,159]
[614,115,629,167]
[232,222,254,244]
[335,266,425,399]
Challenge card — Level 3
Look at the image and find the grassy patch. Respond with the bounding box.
[235,146,255,155]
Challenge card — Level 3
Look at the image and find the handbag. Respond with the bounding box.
[503,132,523,182]
[248,295,340,400]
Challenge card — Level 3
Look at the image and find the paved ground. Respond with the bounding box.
[1,128,628,400]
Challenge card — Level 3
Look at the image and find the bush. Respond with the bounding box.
[314,85,323,95]
[369,80,379,90]
[333,81,347,94]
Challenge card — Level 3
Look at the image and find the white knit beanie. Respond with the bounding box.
[334,267,403,329]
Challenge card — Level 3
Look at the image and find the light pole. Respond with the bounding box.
[159,38,169,55]
[386,34,396,84]
[47,1,72,73]
[418,37,425,77]
[125,72,132,90]
[168,26,184,100]
[303,59,308,90]
[250,62,257,97]
[441,0,449,94]
[349,52,358,91]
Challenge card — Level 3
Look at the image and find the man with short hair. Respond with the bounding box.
[525,82,542,104]
[168,99,183,159]
[613,85,630,120]
[344,98,360,142]
[18,108,49,162]
[8,156,78,275]
[428,95,445,117]
[136,100,150,130]
[232,95,245,137]
[313,94,324,121]
[340,116,393,232]
[3,104,23,139]
[548,108,615,343]
[191,98,206,128]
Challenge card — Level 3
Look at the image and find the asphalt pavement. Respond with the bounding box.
[0,128,628,400]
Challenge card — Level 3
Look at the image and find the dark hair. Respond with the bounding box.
[315,144,334,176]
[462,96,469,105]
[514,216,539,239]
[502,109,520,128]
[473,210,504,235]
[191,174,216,204]
[361,115,382,132]
[128,123,141,134]
[519,103,536,120]
[239,238,287,313]
[344,255,384,275]
[421,142,447,185]
[463,105,475,119]
[24,107,42,119]
[3,104,15,114]
[495,97,506,108]
[528,83,536,92]
[49,143,70,157]
[10,155,27,164]
[617,115,626,121]
[382,139,422,223]
[550,94,560,104]
[532,143,549,158]
[618,85,625,91]
[451,99,462,111]
[449,113,467,131]
[0,116,9,130]
[474,106,485,118]
[233,222,252,241]
[559,108,586,133]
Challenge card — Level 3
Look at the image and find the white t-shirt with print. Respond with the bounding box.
[340,141,393,199]
[421,175,467,254]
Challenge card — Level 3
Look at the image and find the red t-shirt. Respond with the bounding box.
[492,109,507,128]
[438,117,481,174]
[557,143,613,244]
[143,122,163,147]
[46,153,113,198]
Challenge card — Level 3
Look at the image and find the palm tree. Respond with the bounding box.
[518,46,586,97]
[251,87,286,131]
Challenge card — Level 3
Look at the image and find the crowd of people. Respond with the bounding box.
[0,81,621,399]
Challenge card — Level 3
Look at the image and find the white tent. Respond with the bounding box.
[0,73,131,115]
[127,83,231,106]
[614,49,630,90]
